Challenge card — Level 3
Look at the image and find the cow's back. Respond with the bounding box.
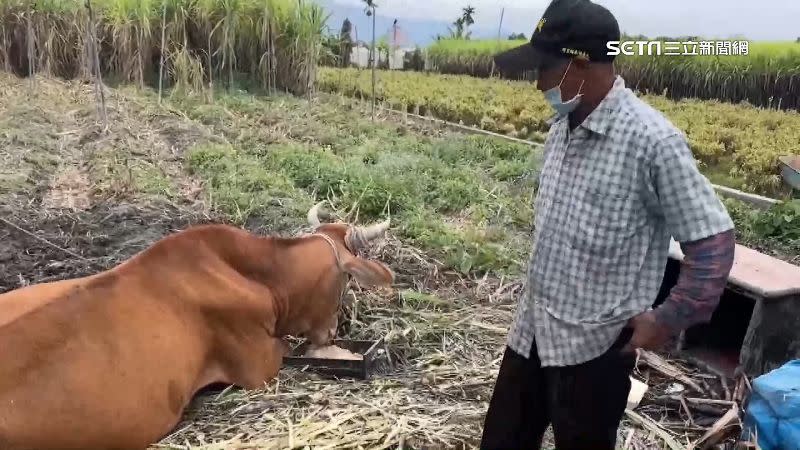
[0,224,284,449]
[0,268,211,450]
[0,277,90,327]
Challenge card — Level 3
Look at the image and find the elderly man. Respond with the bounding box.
[480,1,736,449]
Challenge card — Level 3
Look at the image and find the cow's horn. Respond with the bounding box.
[345,219,390,252]
[307,201,325,227]
[358,218,391,241]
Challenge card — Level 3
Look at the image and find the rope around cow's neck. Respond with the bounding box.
[309,231,353,307]
[310,232,344,273]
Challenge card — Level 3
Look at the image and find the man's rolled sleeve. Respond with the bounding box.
[652,230,736,331]
[650,132,734,242]
[648,132,736,332]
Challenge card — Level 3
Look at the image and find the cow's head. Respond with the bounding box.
[295,201,394,345]
[304,200,395,288]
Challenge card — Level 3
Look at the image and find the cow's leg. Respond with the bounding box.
[232,336,287,389]
[261,337,287,384]
[306,313,338,350]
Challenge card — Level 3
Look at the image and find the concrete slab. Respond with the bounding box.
[668,238,800,300]
[741,295,800,376]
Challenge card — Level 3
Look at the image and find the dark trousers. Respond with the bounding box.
[480,328,636,450]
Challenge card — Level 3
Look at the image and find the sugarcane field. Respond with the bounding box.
[1,0,800,449]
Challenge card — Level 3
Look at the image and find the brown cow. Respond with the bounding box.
[0,201,394,450]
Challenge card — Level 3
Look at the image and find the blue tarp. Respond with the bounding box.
[741,359,800,450]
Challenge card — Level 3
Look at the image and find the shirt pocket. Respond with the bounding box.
[568,187,638,258]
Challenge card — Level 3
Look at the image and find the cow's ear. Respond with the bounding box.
[341,254,394,287]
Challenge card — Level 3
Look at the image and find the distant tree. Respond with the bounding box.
[319,32,339,67]
[508,32,526,40]
[404,46,425,71]
[446,19,467,39]
[652,35,699,42]
[441,5,476,40]
[378,37,393,69]
[461,5,475,28]
[621,32,648,40]
[796,37,800,43]
[339,19,353,67]
[362,0,376,15]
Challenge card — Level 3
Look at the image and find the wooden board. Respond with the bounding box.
[669,239,800,300]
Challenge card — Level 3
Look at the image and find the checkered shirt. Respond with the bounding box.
[507,76,734,367]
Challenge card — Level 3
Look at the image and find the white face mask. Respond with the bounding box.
[542,60,585,117]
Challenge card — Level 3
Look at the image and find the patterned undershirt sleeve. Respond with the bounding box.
[652,229,736,332]
[648,131,736,333]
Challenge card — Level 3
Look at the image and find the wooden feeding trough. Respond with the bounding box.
[778,155,800,191]
[282,338,385,380]
[658,239,800,378]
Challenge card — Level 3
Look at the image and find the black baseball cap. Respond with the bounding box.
[493,0,620,74]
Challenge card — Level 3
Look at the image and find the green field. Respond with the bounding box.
[318,66,800,198]
[1,2,799,447]
[422,38,800,110]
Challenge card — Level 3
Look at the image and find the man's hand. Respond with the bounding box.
[621,310,675,354]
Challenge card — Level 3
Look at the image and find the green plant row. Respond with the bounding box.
[317,67,800,198]
[0,0,327,96]
[422,38,800,111]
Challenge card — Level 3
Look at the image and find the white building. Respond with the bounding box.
[349,45,410,70]
[346,22,414,70]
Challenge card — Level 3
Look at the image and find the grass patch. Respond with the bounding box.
[0,101,65,194]
[170,89,537,276]
[175,86,799,274]
[723,197,800,258]
[187,143,312,231]
[398,290,450,311]
[319,67,800,198]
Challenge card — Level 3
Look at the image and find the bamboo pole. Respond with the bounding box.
[158,0,167,103]
[491,7,504,78]
[25,9,35,90]
[85,0,108,130]
[370,5,376,122]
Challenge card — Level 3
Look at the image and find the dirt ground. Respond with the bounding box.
[0,73,748,449]
[0,73,218,293]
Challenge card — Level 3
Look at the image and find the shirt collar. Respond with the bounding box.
[544,76,626,135]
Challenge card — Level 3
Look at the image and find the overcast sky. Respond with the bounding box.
[326,0,800,41]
